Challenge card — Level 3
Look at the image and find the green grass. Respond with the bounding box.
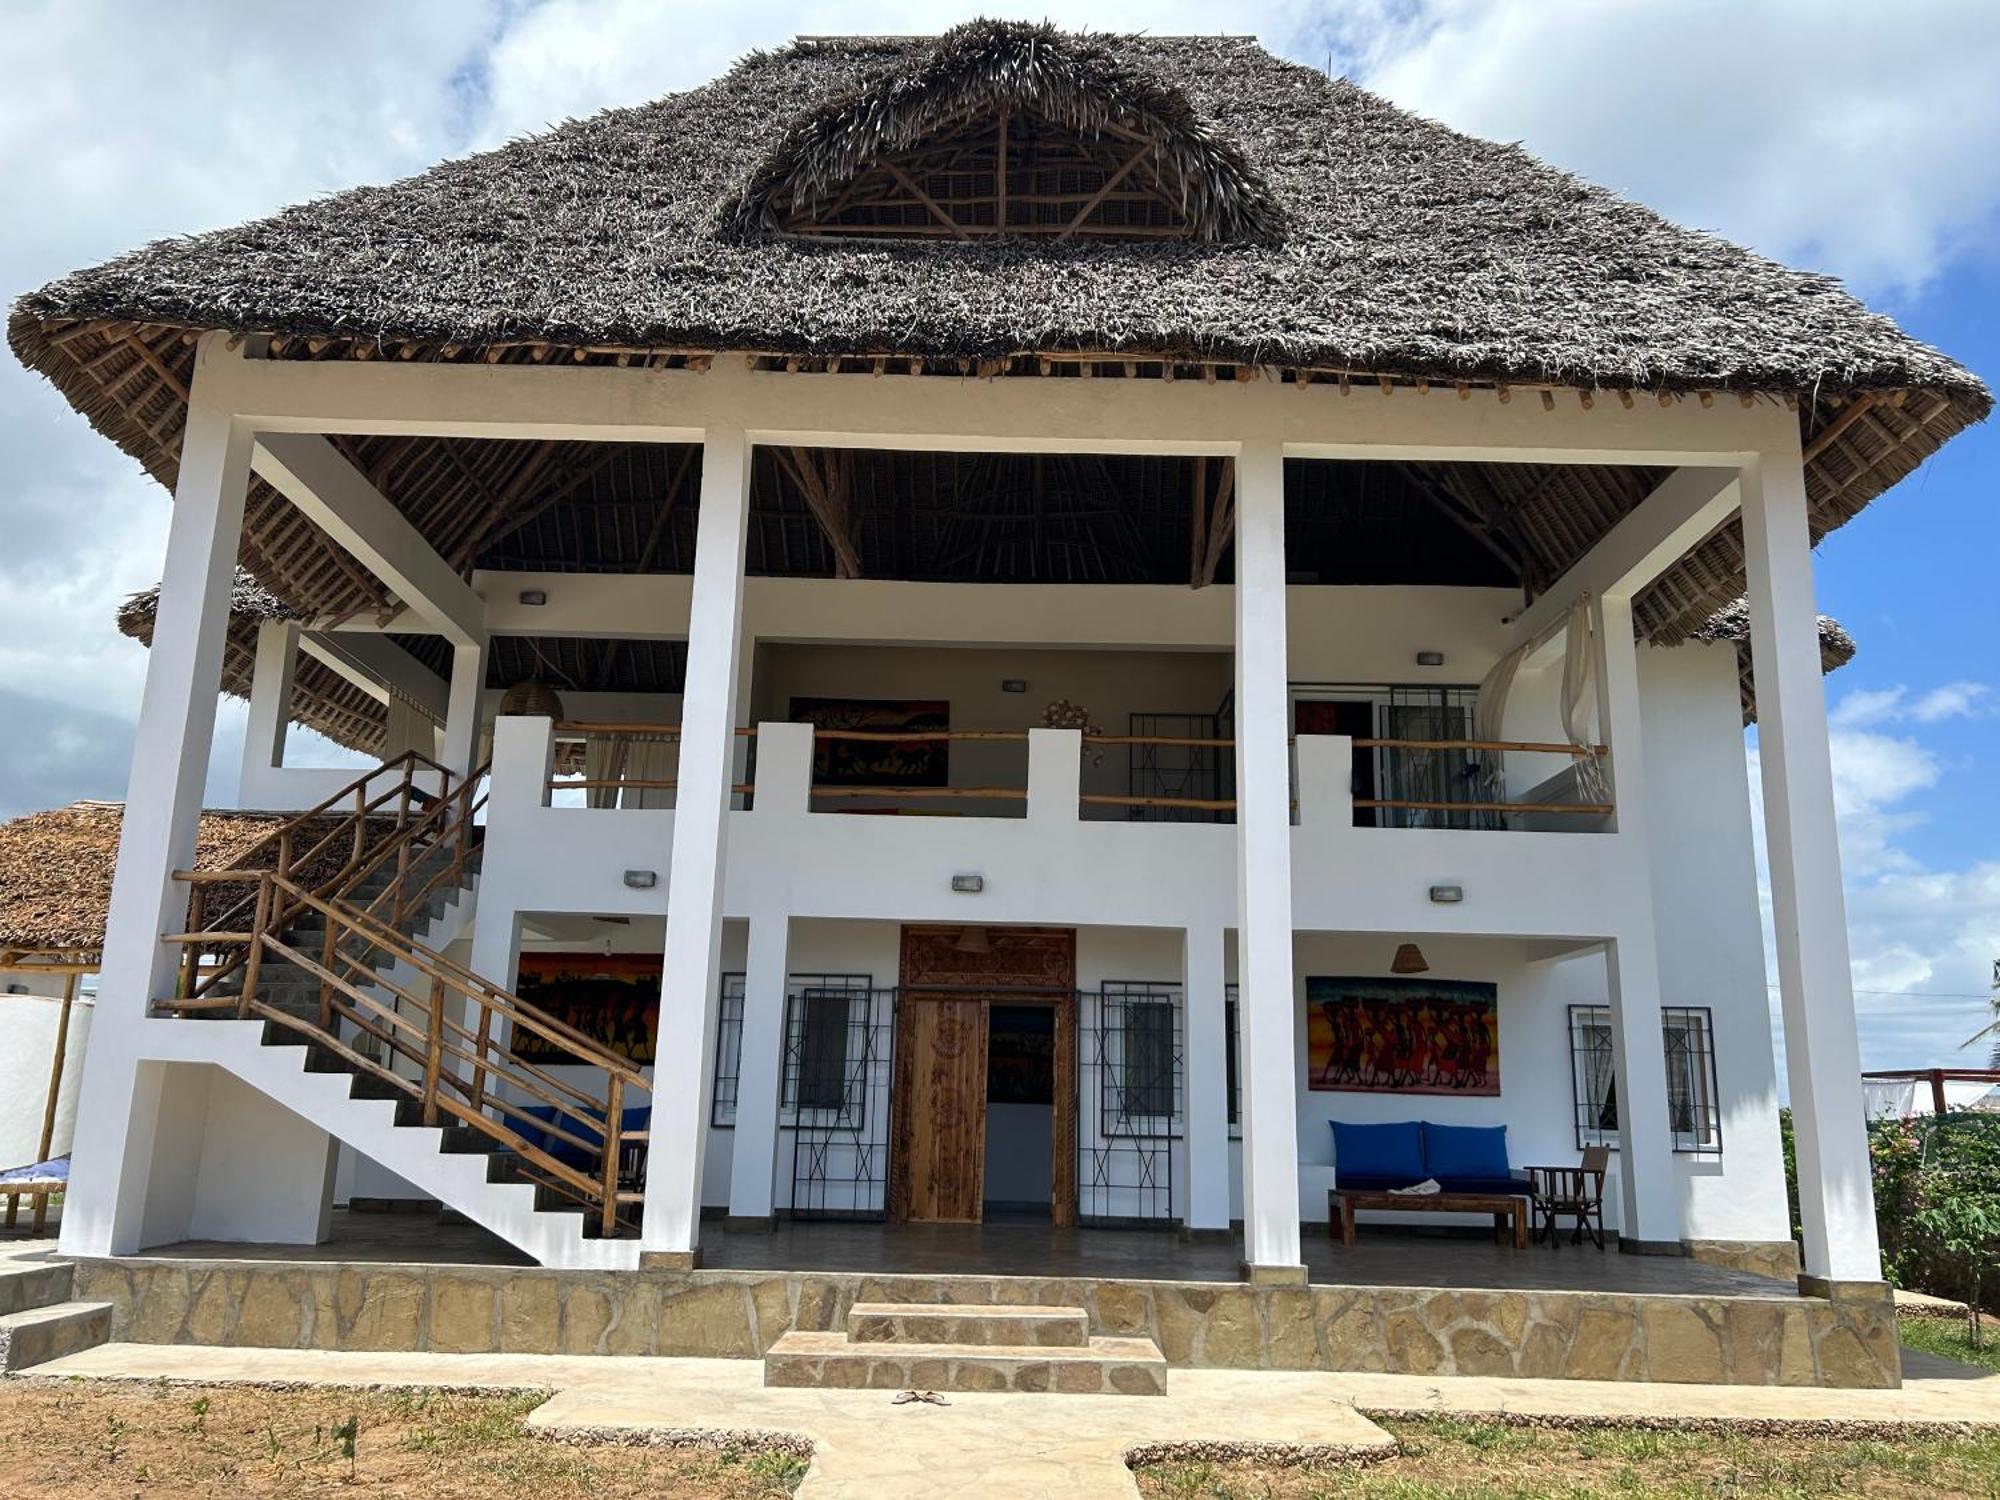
[1901,1314,2000,1373]
[1137,1417,2000,1499]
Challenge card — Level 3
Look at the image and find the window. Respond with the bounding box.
[1098,981,1181,1136]
[1568,1005,1722,1155]
[709,972,746,1128]
[1216,980,1232,1136]
[782,976,873,1121]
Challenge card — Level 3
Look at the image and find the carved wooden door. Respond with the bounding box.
[897,996,990,1223]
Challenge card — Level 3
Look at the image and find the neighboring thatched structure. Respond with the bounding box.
[8,21,1987,656]
[115,571,396,753]
[0,801,293,965]
[1693,602,1858,725]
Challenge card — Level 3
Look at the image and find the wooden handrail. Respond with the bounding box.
[160,752,649,1237]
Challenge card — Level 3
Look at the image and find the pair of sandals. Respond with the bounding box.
[891,1389,951,1406]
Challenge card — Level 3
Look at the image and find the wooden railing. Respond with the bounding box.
[159,752,647,1237]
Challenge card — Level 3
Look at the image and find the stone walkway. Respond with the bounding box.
[14,1342,2000,1498]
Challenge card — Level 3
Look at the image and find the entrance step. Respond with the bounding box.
[0,1260,73,1318]
[764,1329,1166,1396]
[847,1301,1090,1348]
[0,1300,113,1372]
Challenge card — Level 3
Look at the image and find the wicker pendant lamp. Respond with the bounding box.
[1390,942,1429,976]
[498,680,565,720]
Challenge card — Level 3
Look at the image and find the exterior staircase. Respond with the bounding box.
[158,754,649,1268]
[764,1302,1168,1395]
[0,1252,109,1373]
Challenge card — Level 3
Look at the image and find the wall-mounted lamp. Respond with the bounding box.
[1429,884,1464,904]
[518,589,548,606]
[1415,650,1445,667]
[622,869,658,889]
[1001,679,1029,694]
[950,873,985,894]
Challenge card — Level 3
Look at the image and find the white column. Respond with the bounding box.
[1590,591,1683,1250]
[642,427,752,1261]
[726,915,791,1224]
[240,619,299,796]
[1232,439,1303,1277]
[440,638,487,777]
[1741,453,1881,1284]
[1182,924,1231,1233]
[59,351,252,1257]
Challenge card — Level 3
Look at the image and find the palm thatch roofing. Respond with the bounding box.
[1693,602,1857,725]
[0,801,291,959]
[8,20,1988,662]
[115,572,403,753]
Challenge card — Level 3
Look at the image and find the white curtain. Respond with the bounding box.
[622,735,676,810]
[1474,640,1528,804]
[582,735,624,810]
[1561,597,1611,804]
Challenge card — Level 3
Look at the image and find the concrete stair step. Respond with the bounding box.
[0,1300,112,1372]
[0,1260,73,1317]
[846,1301,1091,1348]
[763,1330,1165,1396]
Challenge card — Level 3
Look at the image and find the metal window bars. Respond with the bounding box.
[1080,981,1184,1225]
[1568,1004,1723,1156]
[784,977,895,1219]
[709,972,745,1128]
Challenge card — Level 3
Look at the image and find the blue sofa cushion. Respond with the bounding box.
[1423,1122,1511,1181]
[1331,1121,1424,1181]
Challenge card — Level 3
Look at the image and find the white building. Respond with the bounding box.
[7,23,1987,1385]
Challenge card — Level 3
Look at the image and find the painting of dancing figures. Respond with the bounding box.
[1306,975,1499,1095]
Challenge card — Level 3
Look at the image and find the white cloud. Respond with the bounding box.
[1751,683,2000,1073]
[1339,0,2000,299]
[1908,681,1991,723]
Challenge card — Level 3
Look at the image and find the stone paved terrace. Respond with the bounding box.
[149,1209,1793,1297]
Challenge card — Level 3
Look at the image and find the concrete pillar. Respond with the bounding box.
[440,638,487,778]
[240,619,299,795]
[59,347,252,1258]
[1182,924,1231,1234]
[1740,453,1881,1285]
[1231,439,1303,1279]
[726,915,791,1225]
[642,427,752,1262]
[1590,591,1682,1251]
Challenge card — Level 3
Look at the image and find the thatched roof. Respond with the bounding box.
[115,573,397,753]
[7,22,1987,654]
[1692,601,1857,724]
[0,801,291,957]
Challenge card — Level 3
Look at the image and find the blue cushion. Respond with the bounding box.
[1423,1122,1511,1180]
[1433,1175,1525,1197]
[1331,1121,1424,1181]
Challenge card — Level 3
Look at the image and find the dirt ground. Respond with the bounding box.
[0,1381,805,1499]
[1138,1416,2000,1500]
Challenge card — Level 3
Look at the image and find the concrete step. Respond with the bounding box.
[846,1302,1090,1348]
[0,1260,72,1318]
[764,1330,1166,1396]
[0,1300,112,1372]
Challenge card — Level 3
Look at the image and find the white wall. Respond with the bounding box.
[0,984,93,1169]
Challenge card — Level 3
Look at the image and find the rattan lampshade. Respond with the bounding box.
[1390,942,1430,976]
[498,680,564,720]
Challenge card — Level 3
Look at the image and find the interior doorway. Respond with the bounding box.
[890,925,1077,1226]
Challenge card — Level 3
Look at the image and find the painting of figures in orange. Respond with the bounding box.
[1306,976,1499,1095]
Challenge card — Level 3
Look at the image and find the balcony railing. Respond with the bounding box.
[523,719,1610,827]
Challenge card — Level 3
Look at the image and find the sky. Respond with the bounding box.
[0,1,1994,1071]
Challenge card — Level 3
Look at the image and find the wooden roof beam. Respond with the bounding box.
[253,432,486,647]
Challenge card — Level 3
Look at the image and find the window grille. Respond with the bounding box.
[1080,981,1183,1224]
[709,972,745,1128]
[1568,1004,1722,1155]
[1225,983,1240,1132]
[1127,712,1228,823]
[783,977,893,1219]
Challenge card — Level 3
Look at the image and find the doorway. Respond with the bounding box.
[890,925,1077,1226]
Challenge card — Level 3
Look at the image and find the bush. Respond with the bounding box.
[1780,1108,2000,1315]
[1872,1111,2000,1315]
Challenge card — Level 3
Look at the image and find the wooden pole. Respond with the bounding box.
[1932,1068,1949,1119]
[601,1074,624,1238]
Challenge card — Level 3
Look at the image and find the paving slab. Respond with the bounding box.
[16,1340,2000,1498]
